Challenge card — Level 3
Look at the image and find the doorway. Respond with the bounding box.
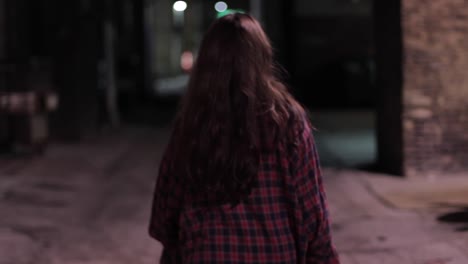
[287,0,377,169]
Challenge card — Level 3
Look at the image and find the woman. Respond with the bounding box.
[149,13,339,263]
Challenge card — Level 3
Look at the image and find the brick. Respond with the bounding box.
[402,0,468,176]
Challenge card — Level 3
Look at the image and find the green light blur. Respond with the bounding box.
[216,9,246,19]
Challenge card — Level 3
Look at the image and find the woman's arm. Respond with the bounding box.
[149,147,183,263]
[294,120,340,264]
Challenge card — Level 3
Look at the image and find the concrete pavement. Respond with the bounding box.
[326,169,468,264]
[0,128,166,264]
[1,127,467,264]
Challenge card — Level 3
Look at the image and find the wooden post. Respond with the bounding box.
[250,0,263,23]
[0,0,8,150]
[374,0,404,175]
[103,17,120,127]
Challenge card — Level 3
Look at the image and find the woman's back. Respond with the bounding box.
[151,114,339,263]
[178,132,297,263]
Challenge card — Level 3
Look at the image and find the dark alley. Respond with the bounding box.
[1,0,468,263]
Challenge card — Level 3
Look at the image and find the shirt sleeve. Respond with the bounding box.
[293,119,340,264]
[148,146,184,260]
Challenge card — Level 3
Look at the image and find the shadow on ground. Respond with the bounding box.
[437,206,468,232]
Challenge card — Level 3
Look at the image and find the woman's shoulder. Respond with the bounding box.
[286,104,312,139]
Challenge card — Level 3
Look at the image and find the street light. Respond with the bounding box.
[215,1,228,12]
[173,1,187,12]
[172,1,187,28]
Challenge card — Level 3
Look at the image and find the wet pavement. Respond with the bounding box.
[1,126,467,264]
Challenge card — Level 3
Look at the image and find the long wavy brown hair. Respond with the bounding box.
[168,13,305,206]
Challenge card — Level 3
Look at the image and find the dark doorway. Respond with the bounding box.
[284,0,378,169]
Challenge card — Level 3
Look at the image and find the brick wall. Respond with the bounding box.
[403,0,468,176]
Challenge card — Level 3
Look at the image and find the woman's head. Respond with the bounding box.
[169,13,305,206]
[184,13,280,115]
[193,13,274,84]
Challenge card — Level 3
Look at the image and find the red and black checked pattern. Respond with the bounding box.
[149,116,340,263]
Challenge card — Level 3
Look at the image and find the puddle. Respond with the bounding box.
[0,157,30,176]
[437,207,468,232]
[3,190,68,208]
[423,258,453,264]
[10,225,58,241]
[33,182,76,192]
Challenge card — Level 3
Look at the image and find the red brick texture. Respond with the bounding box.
[403,0,468,176]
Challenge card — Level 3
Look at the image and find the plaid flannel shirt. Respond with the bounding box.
[149,116,340,263]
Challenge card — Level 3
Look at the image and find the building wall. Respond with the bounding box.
[403,0,468,176]
[47,0,100,140]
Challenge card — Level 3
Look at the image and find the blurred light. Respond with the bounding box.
[173,1,187,12]
[181,51,194,73]
[216,8,245,18]
[215,1,228,12]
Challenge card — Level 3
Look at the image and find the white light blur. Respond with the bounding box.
[215,1,228,12]
[173,1,187,12]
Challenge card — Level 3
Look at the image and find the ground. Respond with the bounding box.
[1,125,467,264]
